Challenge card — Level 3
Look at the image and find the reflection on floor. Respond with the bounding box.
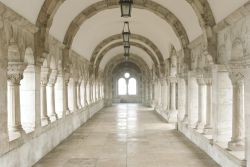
[34,104,220,167]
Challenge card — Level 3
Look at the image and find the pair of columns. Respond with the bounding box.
[182,75,212,135]
[182,72,245,151]
[195,77,213,134]
[66,75,86,114]
[228,72,245,151]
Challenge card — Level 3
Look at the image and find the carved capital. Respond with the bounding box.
[196,75,206,85]
[229,72,244,86]
[168,76,178,83]
[7,62,27,85]
[64,72,71,85]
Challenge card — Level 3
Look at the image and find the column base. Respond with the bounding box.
[41,116,50,126]
[8,125,25,134]
[65,109,71,115]
[228,140,245,151]
[49,114,58,122]
[203,125,213,135]
[182,115,188,124]
[167,110,177,123]
[195,122,204,130]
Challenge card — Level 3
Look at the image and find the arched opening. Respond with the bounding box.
[20,48,36,132]
[128,78,137,95]
[118,78,127,95]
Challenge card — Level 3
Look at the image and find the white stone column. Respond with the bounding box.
[84,80,88,107]
[7,62,27,133]
[0,53,8,153]
[168,77,178,122]
[196,77,206,130]
[72,78,79,112]
[203,78,213,134]
[47,70,58,121]
[160,79,167,111]
[64,72,70,115]
[170,80,177,111]
[40,67,51,125]
[228,72,245,151]
[182,77,189,123]
[77,78,83,109]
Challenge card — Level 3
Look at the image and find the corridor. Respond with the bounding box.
[34,104,220,167]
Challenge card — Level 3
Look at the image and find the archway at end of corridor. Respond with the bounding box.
[112,62,141,104]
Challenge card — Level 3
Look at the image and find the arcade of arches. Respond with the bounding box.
[0,0,250,167]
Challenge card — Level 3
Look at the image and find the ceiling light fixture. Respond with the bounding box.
[119,0,133,17]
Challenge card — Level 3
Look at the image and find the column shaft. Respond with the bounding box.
[196,80,206,130]
[228,77,245,151]
[204,80,213,134]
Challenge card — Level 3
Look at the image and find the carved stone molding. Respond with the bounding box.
[7,62,27,85]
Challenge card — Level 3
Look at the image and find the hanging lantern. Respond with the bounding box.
[122,22,130,43]
[119,0,133,17]
[124,45,130,56]
[124,41,130,48]
[125,55,129,61]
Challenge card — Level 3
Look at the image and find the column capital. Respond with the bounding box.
[7,62,27,85]
[168,76,178,83]
[229,72,244,86]
[64,72,71,85]
[41,67,51,86]
[196,75,206,85]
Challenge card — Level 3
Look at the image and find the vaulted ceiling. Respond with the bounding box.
[0,0,248,70]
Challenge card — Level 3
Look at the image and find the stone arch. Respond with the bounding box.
[104,54,151,78]
[231,38,244,61]
[63,0,189,49]
[35,0,216,68]
[94,41,159,75]
[90,34,164,65]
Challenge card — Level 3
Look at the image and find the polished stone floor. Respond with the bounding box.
[34,104,220,167]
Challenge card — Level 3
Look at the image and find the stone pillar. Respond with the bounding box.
[55,71,64,119]
[203,78,213,134]
[228,72,245,151]
[168,77,178,122]
[77,78,83,109]
[160,79,167,111]
[196,77,206,130]
[64,72,70,115]
[84,80,88,107]
[212,65,232,142]
[73,78,79,112]
[40,67,51,125]
[170,80,177,111]
[7,62,27,133]
[47,70,58,121]
[0,53,8,153]
[182,77,189,123]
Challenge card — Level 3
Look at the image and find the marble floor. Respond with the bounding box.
[34,104,220,167]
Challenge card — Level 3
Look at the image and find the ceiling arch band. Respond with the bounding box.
[90,34,164,65]
[62,0,189,49]
[94,41,159,74]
